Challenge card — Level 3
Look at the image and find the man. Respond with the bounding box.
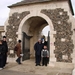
[15,40,22,64]
[34,39,44,66]
[2,36,8,66]
[0,40,6,70]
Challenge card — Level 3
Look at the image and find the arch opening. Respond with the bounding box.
[22,16,50,60]
[18,14,56,62]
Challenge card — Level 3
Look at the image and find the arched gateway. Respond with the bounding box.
[4,0,75,71]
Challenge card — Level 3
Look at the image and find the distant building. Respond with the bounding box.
[0,26,5,39]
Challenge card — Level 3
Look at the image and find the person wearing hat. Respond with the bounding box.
[34,38,44,66]
[2,36,8,66]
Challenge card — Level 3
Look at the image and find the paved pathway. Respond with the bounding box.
[0,58,73,75]
[0,70,40,75]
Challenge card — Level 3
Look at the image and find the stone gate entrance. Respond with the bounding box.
[4,0,75,68]
[19,16,51,61]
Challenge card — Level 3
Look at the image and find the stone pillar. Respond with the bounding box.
[72,49,75,75]
[48,31,56,67]
[49,31,56,62]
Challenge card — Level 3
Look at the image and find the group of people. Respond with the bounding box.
[0,37,22,71]
[0,36,8,70]
[14,38,49,66]
[15,38,49,66]
[0,36,49,70]
[34,39,49,66]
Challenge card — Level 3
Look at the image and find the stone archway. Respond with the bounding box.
[6,8,74,63]
[18,13,56,62]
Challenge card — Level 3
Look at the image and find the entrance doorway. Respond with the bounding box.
[22,16,50,61]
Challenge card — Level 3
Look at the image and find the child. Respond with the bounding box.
[41,46,49,66]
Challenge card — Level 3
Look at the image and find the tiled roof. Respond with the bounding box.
[8,0,67,8]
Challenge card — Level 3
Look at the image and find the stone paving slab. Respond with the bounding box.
[47,72,71,75]
[0,70,40,75]
[5,58,73,75]
[0,70,72,75]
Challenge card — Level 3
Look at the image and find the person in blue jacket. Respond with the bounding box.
[34,39,44,66]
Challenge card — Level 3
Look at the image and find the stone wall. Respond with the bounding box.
[6,8,74,62]
[6,11,30,51]
[41,8,74,62]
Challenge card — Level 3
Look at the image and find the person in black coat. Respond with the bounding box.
[34,39,44,66]
[0,40,6,70]
[2,36,8,66]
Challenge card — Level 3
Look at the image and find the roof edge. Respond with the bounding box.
[68,0,74,15]
[8,0,68,8]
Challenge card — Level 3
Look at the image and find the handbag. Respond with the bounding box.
[20,53,23,56]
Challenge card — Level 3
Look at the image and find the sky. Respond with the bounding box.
[0,0,75,26]
[0,0,22,25]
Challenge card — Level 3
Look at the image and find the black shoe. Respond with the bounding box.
[16,60,19,64]
[16,60,18,62]
[35,64,38,66]
[16,60,18,63]
[39,64,41,66]
[6,62,8,64]
[45,65,47,66]
[18,63,22,64]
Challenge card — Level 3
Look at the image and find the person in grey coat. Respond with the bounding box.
[41,45,49,66]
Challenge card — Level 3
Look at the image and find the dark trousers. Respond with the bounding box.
[0,54,4,68]
[42,57,48,66]
[3,53,7,67]
[16,57,21,64]
[35,54,41,65]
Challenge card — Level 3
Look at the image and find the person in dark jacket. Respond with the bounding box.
[0,40,6,70]
[34,39,44,66]
[2,36,8,66]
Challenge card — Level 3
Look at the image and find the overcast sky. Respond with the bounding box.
[0,0,75,26]
[0,0,22,25]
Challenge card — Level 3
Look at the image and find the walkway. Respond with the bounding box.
[0,70,39,75]
[0,57,73,75]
